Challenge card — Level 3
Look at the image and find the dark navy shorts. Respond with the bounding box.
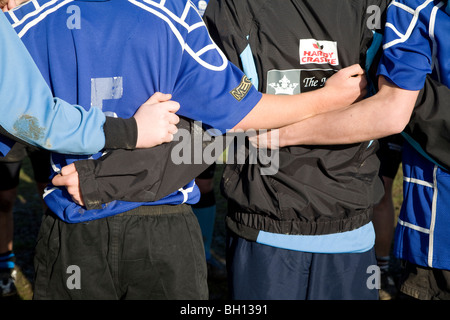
[227,232,379,300]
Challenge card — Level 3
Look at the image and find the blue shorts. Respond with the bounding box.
[227,233,378,300]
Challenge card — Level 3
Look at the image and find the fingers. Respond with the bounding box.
[340,64,365,77]
[51,163,84,206]
[1,0,16,11]
[143,92,172,105]
[141,93,180,113]
[165,101,181,113]
[52,165,78,187]
[168,112,179,125]
[60,163,77,176]
[134,93,182,148]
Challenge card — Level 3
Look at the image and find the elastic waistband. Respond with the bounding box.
[114,204,191,217]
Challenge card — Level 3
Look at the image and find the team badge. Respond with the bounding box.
[230,75,252,101]
[267,69,336,95]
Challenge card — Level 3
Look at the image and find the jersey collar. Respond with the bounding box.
[446,1,450,16]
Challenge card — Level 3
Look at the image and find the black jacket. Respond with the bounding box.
[204,0,389,238]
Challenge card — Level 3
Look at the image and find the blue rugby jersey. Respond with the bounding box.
[6,0,261,223]
[378,0,450,89]
[377,0,450,269]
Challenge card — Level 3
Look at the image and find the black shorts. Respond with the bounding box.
[33,204,208,300]
[377,134,404,179]
[399,261,450,300]
[0,143,50,190]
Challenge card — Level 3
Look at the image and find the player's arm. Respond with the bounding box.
[53,118,222,209]
[256,76,419,147]
[53,65,366,209]
[232,64,366,131]
[133,63,367,149]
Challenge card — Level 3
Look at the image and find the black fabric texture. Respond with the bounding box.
[103,116,137,150]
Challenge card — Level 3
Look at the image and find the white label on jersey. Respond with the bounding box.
[91,77,123,118]
[299,39,339,66]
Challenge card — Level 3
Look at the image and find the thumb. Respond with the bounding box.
[342,64,365,78]
[60,163,77,176]
[144,92,172,105]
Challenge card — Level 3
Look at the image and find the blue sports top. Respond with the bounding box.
[6,0,261,223]
[0,11,106,156]
[377,0,450,269]
[378,0,450,89]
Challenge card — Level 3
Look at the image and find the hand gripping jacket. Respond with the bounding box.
[204,0,389,239]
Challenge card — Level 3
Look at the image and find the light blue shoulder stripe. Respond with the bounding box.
[240,36,259,89]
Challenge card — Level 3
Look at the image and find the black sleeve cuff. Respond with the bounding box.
[103,117,138,150]
[74,160,103,210]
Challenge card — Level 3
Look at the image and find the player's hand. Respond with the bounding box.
[323,64,368,109]
[52,163,84,206]
[133,92,180,148]
[1,0,17,12]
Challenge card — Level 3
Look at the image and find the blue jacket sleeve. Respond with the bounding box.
[0,11,106,156]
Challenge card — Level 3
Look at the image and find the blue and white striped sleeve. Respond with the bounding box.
[0,11,106,156]
[377,0,432,90]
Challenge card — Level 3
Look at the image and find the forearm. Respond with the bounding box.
[103,117,137,150]
[233,65,366,131]
[278,77,419,146]
[75,149,167,210]
[279,99,390,146]
[233,90,327,131]
[76,118,225,210]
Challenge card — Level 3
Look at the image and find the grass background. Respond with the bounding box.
[5,160,403,300]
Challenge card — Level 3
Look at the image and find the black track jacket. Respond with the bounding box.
[204,0,389,238]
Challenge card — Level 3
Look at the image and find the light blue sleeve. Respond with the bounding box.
[0,11,106,155]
